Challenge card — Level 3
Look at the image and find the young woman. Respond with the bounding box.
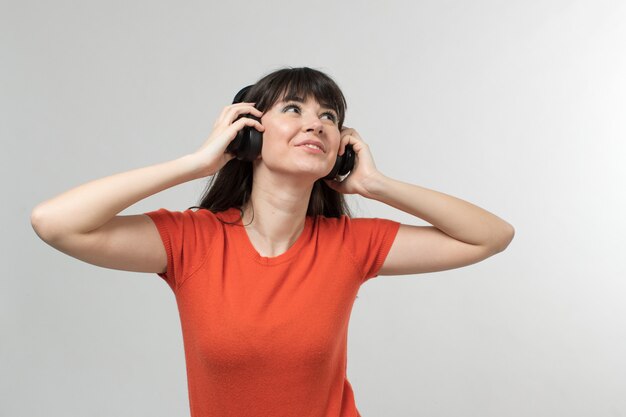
[31,67,514,416]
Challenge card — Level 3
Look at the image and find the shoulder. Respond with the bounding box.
[313,214,400,236]
[313,214,350,233]
[313,215,401,280]
[314,214,349,226]
[144,207,238,231]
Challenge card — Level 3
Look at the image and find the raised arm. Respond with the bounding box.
[30,102,264,273]
[362,174,513,275]
[325,127,515,276]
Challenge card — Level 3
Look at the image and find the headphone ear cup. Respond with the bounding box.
[323,157,342,180]
[246,127,263,161]
[323,144,355,180]
[227,114,263,161]
[337,144,355,176]
[225,85,263,161]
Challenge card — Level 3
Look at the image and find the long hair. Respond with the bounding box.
[188,67,352,220]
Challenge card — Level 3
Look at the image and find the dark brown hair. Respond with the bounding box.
[188,67,352,220]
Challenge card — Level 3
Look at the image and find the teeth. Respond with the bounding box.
[302,144,321,151]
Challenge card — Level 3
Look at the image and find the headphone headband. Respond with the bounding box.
[233,85,255,104]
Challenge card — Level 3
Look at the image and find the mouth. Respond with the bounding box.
[298,143,324,152]
[295,137,326,153]
[296,143,325,154]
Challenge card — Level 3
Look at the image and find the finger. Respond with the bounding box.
[230,117,265,133]
[339,133,353,155]
[218,102,254,120]
[227,103,263,121]
[237,106,263,121]
[219,103,261,125]
[232,102,262,115]
[218,110,256,130]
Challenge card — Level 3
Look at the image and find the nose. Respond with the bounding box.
[302,113,324,134]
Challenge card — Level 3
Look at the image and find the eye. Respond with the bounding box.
[321,111,338,123]
[282,103,338,124]
[282,103,302,113]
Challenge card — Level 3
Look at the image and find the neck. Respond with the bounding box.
[241,168,314,255]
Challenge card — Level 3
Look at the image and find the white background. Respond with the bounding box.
[3,0,625,416]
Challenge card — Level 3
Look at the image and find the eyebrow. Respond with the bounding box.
[281,94,337,114]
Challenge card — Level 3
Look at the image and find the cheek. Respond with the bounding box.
[259,123,289,159]
[329,132,342,154]
[262,120,296,145]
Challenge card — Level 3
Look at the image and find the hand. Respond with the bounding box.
[189,102,264,177]
[323,127,383,198]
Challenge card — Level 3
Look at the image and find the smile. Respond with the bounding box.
[297,144,324,154]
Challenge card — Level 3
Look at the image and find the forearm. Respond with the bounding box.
[363,173,515,250]
[31,154,203,239]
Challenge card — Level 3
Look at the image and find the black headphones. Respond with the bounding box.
[225,85,355,180]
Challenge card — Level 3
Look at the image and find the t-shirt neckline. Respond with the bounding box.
[221,207,313,266]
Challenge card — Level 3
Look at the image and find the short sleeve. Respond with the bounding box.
[348,217,401,283]
[143,208,217,291]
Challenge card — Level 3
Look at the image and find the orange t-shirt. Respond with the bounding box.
[144,206,400,417]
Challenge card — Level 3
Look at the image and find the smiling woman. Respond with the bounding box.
[193,67,352,219]
[31,66,513,417]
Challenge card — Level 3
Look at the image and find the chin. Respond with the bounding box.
[260,153,331,177]
[293,161,331,175]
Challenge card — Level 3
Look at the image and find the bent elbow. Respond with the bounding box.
[31,205,58,243]
[494,224,515,253]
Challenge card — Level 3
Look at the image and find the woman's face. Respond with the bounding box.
[257,94,341,179]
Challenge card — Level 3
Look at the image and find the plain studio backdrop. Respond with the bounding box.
[2,0,625,416]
